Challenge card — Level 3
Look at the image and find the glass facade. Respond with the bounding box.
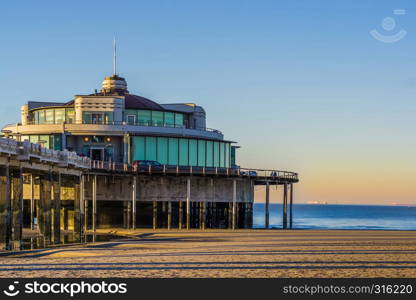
[125,109,185,128]
[131,136,231,167]
[31,108,75,124]
[23,134,62,150]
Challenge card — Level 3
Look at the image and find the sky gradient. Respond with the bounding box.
[1,0,415,205]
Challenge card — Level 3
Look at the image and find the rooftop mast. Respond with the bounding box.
[113,37,117,76]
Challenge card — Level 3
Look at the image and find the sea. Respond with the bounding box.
[253,203,416,230]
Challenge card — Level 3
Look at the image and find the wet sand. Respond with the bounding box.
[1,229,416,278]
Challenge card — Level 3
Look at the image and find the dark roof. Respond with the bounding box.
[32,94,166,111]
[124,94,165,110]
[28,101,68,110]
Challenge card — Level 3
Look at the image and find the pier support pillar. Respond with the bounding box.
[232,179,237,230]
[80,175,85,239]
[132,176,137,230]
[186,178,190,230]
[265,181,270,229]
[228,202,232,229]
[283,183,288,229]
[30,173,35,230]
[179,200,183,229]
[167,201,172,230]
[74,175,82,241]
[201,202,206,230]
[0,165,11,250]
[51,172,61,244]
[10,168,23,250]
[289,183,293,229]
[39,173,52,246]
[92,175,97,233]
[152,201,157,230]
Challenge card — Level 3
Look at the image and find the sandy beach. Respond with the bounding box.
[1,229,416,278]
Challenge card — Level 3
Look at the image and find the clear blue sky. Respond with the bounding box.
[1,0,415,204]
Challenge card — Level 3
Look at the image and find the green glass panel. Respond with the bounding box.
[53,135,62,151]
[104,112,113,124]
[38,110,45,124]
[66,108,75,124]
[213,141,219,167]
[189,139,198,166]
[104,146,113,161]
[197,139,206,167]
[45,109,54,124]
[138,110,151,126]
[157,137,168,164]
[145,137,157,161]
[34,111,39,124]
[164,112,175,127]
[225,143,230,167]
[152,111,163,126]
[219,142,225,167]
[83,112,91,124]
[132,137,145,161]
[175,113,184,127]
[54,109,65,124]
[21,135,29,142]
[179,138,188,166]
[206,141,213,167]
[82,145,90,157]
[168,138,178,165]
[231,146,236,166]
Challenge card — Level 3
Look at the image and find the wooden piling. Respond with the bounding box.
[92,175,97,233]
[152,200,157,230]
[186,178,190,230]
[132,176,137,230]
[232,179,237,230]
[265,181,270,229]
[289,183,293,229]
[283,183,288,229]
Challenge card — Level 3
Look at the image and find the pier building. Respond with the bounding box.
[1,69,298,250]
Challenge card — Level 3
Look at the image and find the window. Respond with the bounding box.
[225,143,230,167]
[127,115,136,125]
[197,140,206,167]
[213,141,219,167]
[157,137,168,164]
[66,109,75,124]
[45,110,54,124]
[164,112,175,127]
[189,139,198,166]
[168,138,178,165]
[179,138,189,166]
[220,142,225,167]
[206,141,213,167]
[138,110,151,126]
[38,110,45,124]
[145,137,157,161]
[175,113,184,127]
[152,111,163,126]
[132,137,145,161]
[91,113,104,124]
[39,135,50,148]
[55,109,65,124]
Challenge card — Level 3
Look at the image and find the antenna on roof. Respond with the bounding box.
[113,37,117,76]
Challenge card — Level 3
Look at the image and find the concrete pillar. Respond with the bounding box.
[74,175,82,241]
[232,179,237,230]
[289,183,293,229]
[167,201,172,230]
[0,165,11,250]
[30,173,35,230]
[186,178,190,230]
[283,183,288,229]
[10,168,23,250]
[80,175,85,239]
[265,181,270,229]
[152,200,157,230]
[39,172,52,246]
[52,172,61,244]
[132,176,137,230]
[178,200,183,229]
[92,175,97,232]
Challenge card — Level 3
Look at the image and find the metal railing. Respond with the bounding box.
[22,120,223,135]
[0,138,91,169]
[90,161,298,181]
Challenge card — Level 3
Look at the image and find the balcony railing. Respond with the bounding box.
[90,160,299,182]
[19,120,223,135]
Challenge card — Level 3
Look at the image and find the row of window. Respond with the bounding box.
[125,110,185,127]
[132,136,231,167]
[30,108,75,124]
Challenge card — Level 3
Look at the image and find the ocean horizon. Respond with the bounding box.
[253,203,416,230]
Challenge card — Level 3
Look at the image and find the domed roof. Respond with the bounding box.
[124,94,165,110]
